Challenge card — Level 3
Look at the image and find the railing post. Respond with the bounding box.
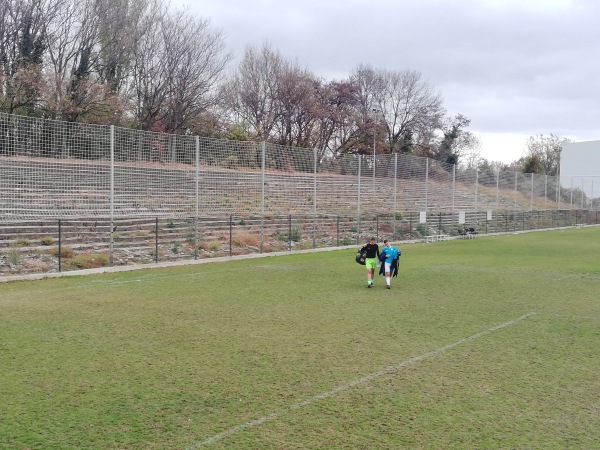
[260,142,266,253]
[109,125,114,267]
[58,219,62,272]
[452,163,456,212]
[357,156,362,245]
[155,217,159,263]
[425,158,429,212]
[394,153,398,236]
[475,167,479,214]
[195,136,199,260]
[313,147,317,249]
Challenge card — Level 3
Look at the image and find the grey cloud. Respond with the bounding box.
[178,0,600,157]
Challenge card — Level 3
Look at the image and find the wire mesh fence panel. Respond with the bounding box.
[265,143,315,215]
[317,153,361,216]
[396,154,427,213]
[454,165,477,211]
[199,138,262,216]
[427,159,454,211]
[477,167,499,211]
[498,171,518,210]
[114,128,197,218]
[5,112,600,276]
[0,113,111,220]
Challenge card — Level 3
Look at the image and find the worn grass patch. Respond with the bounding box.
[1,227,599,449]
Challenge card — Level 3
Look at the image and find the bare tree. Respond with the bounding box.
[0,0,50,114]
[160,9,230,132]
[221,43,285,140]
[95,0,150,95]
[372,69,445,155]
[130,0,165,130]
[311,80,360,157]
[42,0,119,121]
[131,6,230,133]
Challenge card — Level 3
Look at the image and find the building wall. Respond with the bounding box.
[560,140,600,200]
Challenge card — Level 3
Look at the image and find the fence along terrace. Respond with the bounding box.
[2,111,594,222]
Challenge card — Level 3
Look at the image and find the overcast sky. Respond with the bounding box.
[175,0,599,163]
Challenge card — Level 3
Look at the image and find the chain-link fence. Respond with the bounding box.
[1,112,599,275]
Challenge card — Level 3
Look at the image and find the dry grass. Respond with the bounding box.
[47,245,74,258]
[24,259,51,273]
[200,240,222,252]
[62,252,109,270]
[232,231,260,247]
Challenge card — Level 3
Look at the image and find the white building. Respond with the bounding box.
[560,140,600,203]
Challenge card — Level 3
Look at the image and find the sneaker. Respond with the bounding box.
[386,285,391,289]
[367,284,371,288]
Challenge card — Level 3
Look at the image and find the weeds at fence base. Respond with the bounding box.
[62,253,109,270]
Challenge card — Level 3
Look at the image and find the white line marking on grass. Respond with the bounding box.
[185,311,538,449]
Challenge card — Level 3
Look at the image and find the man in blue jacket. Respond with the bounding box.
[380,239,400,289]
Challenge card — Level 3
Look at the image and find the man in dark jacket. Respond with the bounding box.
[360,237,380,288]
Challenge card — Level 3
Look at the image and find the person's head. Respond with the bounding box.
[384,239,390,247]
[370,237,376,244]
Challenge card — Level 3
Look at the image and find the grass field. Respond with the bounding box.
[1,227,599,449]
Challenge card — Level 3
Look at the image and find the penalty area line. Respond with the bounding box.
[185,311,538,449]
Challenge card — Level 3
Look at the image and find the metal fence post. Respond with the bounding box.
[109,125,114,267]
[425,158,429,212]
[194,136,199,260]
[155,217,159,262]
[58,219,62,272]
[530,173,534,211]
[452,163,456,212]
[393,153,398,237]
[496,170,499,212]
[475,167,479,216]
[357,156,362,245]
[514,171,518,212]
[313,147,317,249]
[544,174,548,211]
[260,142,265,253]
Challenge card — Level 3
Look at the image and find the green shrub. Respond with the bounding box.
[274,230,288,242]
[341,237,353,246]
[290,226,302,242]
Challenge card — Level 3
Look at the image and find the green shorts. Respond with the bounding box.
[365,258,378,270]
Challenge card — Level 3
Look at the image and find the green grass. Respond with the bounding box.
[1,227,599,449]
